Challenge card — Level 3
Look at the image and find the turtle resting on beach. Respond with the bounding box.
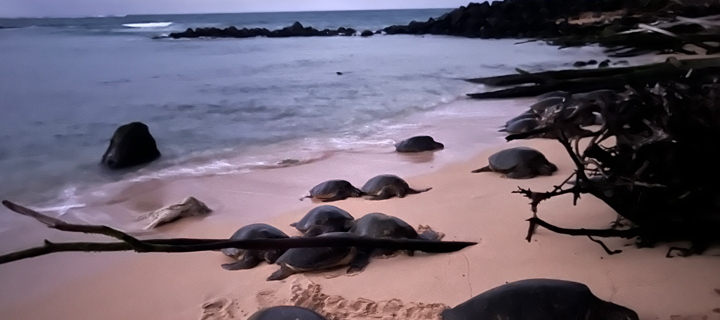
[248,306,328,320]
[267,232,357,281]
[220,223,290,270]
[360,174,431,200]
[290,205,355,237]
[441,278,639,320]
[301,179,363,202]
[140,196,212,229]
[348,212,441,273]
[471,147,557,179]
[395,135,445,153]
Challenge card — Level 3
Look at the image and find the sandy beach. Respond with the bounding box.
[1,97,720,320]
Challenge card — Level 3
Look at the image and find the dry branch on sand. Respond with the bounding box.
[504,68,720,257]
[0,200,476,265]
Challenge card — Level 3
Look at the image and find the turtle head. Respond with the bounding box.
[221,248,242,259]
[434,141,445,149]
[351,188,364,197]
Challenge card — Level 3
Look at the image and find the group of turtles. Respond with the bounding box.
[220,205,441,281]
[247,278,639,320]
[302,174,433,202]
[234,97,643,318]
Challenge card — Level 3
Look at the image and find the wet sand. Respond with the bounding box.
[1,98,720,320]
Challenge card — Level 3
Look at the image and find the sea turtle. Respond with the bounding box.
[290,205,355,237]
[347,212,440,273]
[441,278,639,320]
[300,179,363,202]
[248,306,328,320]
[267,232,357,281]
[471,147,557,179]
[395,135,445,153]
[529,96,566,113]
[220,223,290,270]
[503,118,539,135]
[360,174,431,200]
[504,110,537,128]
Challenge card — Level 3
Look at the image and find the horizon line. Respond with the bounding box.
[0,7,457,19]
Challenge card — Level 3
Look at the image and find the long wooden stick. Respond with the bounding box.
[0,201,478,265]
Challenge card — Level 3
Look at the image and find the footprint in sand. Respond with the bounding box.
[201,298,237,320]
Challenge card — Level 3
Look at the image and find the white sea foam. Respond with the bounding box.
[122,22,173,28]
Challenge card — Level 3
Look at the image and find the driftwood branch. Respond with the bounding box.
[0,201,477,265]
[526,216,641,242]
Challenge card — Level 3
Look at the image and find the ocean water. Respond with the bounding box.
[0,9,619,210]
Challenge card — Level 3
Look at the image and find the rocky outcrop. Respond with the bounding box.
[360,30,374,37]
[168,22,357,39]
[101,122,161,169]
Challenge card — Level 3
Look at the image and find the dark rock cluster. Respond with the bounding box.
[168,21,357,39]
[380,0,664,39]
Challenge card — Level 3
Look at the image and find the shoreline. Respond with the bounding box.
[2,96,720,320]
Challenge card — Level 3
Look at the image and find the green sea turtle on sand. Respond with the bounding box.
[360,174,431,200]
[301,179,363,202]
[290,205,355,237]
[267,232,357,281]
[472,147,557,179]
[248,306,328,320]
[395,135,445,153]
[220,223,289,270]
[347,212,441,273]
[441,278,639,320]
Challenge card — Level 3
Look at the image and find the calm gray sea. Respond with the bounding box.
[0,9,616,208]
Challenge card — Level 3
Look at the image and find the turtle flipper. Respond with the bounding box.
[407,187,432,195]
[299,195,312,201]
[221,254,261,270]
[267,266,295,281]
[347,249,373,273]
[471,166,492,173]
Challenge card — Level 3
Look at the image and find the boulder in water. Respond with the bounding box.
[101,122,160,169]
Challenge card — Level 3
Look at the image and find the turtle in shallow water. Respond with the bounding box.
[300,179,363,202]
[360,174,431,200]
[248,306,328,320]
[471,147,557,179]
[347,212,441,273]
[395,135,445,153]
[290,205,355,237]
[267,232,357,281]
[220,223,290,270]
[441,278,639,320]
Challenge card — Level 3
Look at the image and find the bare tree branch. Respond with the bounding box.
[0,200,478,265]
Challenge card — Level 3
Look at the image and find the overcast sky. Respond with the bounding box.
[0,0,472,18]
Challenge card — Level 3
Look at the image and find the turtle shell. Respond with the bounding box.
[395,136,444,152]
[248,306,328,320]
[291,205,354,233]
[488,147,547,172]
[360,175,410,195]
[505,118,539,135]
[309,180,357,197]
[221,223,289,258]
[275,232,356,271]
[350,212,418,239]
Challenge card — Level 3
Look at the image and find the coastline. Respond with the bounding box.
[2,97,720,320]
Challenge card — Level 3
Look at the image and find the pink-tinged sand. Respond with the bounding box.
[1,99,719,320]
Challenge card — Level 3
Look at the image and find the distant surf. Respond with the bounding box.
[122,22,173,28]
